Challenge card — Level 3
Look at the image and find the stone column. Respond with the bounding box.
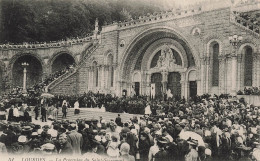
[180,72,186,99]
[252,53,259,87]
[100,65,105,89]
[231,54,237,95]
[146,72,151,96]
[23,67,27,93]
[196,69,202,95]
[218,55,226,94]
[104,65,109,89]
[89,66,94,90]
[85,67,90,92]
[256,53,260,87]
[236,54,242,91]
[200,56,206,94]
[205,56,210,93]
[97,66,101,90]
[112,63,117,89]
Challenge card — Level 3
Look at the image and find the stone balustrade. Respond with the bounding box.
[0,35,95,50]
[116,7,203,28]
[47,41,100,91]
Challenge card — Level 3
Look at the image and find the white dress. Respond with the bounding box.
[74,101,79,109]
[13,108,19,117]
[145,105,152,115]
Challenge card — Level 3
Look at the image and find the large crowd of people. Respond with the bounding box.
[0,33,94,49]
[237,87,260,96]
[233,11,260,34]
[0,93,259,161]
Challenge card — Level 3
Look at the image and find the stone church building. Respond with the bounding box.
[0,0,259,99]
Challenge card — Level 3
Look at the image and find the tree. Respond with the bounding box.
[0,0,163,43]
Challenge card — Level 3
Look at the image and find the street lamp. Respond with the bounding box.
[21,62,29,93]
[228,34,243,96]
[229,34,243,49]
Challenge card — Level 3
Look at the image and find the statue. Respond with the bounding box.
[155,45,176,68]
[166,89,173,99]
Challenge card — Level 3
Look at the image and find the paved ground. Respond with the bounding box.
[32,108,142,126]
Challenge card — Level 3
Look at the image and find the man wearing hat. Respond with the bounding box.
[57,133,73,155]
[153,137,169,161]
[237,145,252,161]
[67,123,83,154]
[185,139,198,161]
[11,135,30,154]
[119,143,135,161]
[41,143,57,155]
[34,105,40,120]
[252,142,260,161]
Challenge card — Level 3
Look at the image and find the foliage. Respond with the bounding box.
[0,0,163,43]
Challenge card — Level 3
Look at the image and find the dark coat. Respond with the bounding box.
[59,141,73,155]
[67,130,83,154]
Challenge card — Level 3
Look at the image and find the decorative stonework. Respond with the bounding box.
[191,27,201,36]
[153,45,177,69]
[119,40,125,47]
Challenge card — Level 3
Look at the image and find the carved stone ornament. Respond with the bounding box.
[154,45,177,69]
[191,27,201,36]
[120,39,125,48]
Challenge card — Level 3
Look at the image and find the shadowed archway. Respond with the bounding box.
[51,53,75,73]
[12,55,43,88]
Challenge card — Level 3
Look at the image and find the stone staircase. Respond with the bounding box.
[46,40,100,93]
[230,12,260,37]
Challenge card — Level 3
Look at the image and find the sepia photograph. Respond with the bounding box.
[0,0,259,160]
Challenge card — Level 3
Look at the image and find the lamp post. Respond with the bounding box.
[21,62,29,93]
[228,35,242,95]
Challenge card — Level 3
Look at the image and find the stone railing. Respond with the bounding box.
[77,40,100,68]
[47,41,100,91]
[107,7,203,30]
[47,68,77,90]
[230,12,260,36]
[103,0,239,31]
[0,35,95,50]
[234,0,260,7]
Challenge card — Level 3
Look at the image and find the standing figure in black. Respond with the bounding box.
[34,105,39,120]
[41,106,47,122]
[7,105,14,121]
[62,103,68,119]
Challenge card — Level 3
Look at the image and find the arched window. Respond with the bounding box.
[211,42,219,86]
[93,61,98,87]
[244,46,253,86]
[107,54,114,87]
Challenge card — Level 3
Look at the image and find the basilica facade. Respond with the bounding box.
[0,0,259,99]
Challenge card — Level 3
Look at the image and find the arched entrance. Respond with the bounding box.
[51,53,75,73]
[120,27,199,99]
[12,55,43,88]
